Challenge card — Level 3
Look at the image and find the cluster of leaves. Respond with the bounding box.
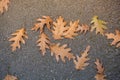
[52,16,89,39]
[9,16,120,52]
[9,15,120,80]
[0,0,119,80]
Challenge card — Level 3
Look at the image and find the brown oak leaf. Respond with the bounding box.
[95,59,106,80]
[91,16,107,35]
[4,74,18,80]
[37,32,50,56]
[52,16,68,39]
[77,24,89,34]
[31,16,53,33]
[50,43,75,62]
[63,20,79,39]
[74,45,90,70]
[0,0,10,14]
[105,30,120,47]
[9,28,28,51]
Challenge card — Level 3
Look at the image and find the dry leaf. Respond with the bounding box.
[95,74,106,80]
[91,16,107,35]
[105,30,120,47]
[95,59,104,74]
[74,45,90,70]
[0,0,10,14]
[4,74,18,80]
[77,24,89,34]
[31,16,53,32]
[95,59,106,80]
[9,28,28,51]
[50,43,75,62]
[63,20,79,39]
[52,16,68,39]
[37,32,50,56]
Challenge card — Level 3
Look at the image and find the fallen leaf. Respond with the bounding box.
[77,24,89,34]
[31,16,53,33]
[52,16,68,39]
[74,45,90,70]
[95,59,106,80]
[95,74,106,80]
[91,16,107,35]
[0,0,10,14]
[105,30,120,47]
[50,43,75,62]
[4,74,18,80]
[95,59,104,74]
[9,28,28,51]
[63,20,79,39]
[37,32,50,56]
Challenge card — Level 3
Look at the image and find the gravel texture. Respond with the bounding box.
[0,0,120,80]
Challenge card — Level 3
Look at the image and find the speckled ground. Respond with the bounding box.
[0,0,120,80]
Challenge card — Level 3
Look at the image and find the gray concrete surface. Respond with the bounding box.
[0,0,120,80]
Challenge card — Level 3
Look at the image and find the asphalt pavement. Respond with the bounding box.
[0,0,120,80]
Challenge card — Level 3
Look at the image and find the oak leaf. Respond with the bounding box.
[31,16,53,33]
[91,16,107,35]
[4,74,18,80]
[37,32,50,56]
[0,0,10,14]
[77,24,89,34]
[52,16,68,39]
[74,45,90,70]
[50,43,75,62]
[95,59,106,80]
[63,20,79,39]
[9,28,28,51]
[105,30,120,47]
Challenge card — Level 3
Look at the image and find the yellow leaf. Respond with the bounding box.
[91,16,107,35]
